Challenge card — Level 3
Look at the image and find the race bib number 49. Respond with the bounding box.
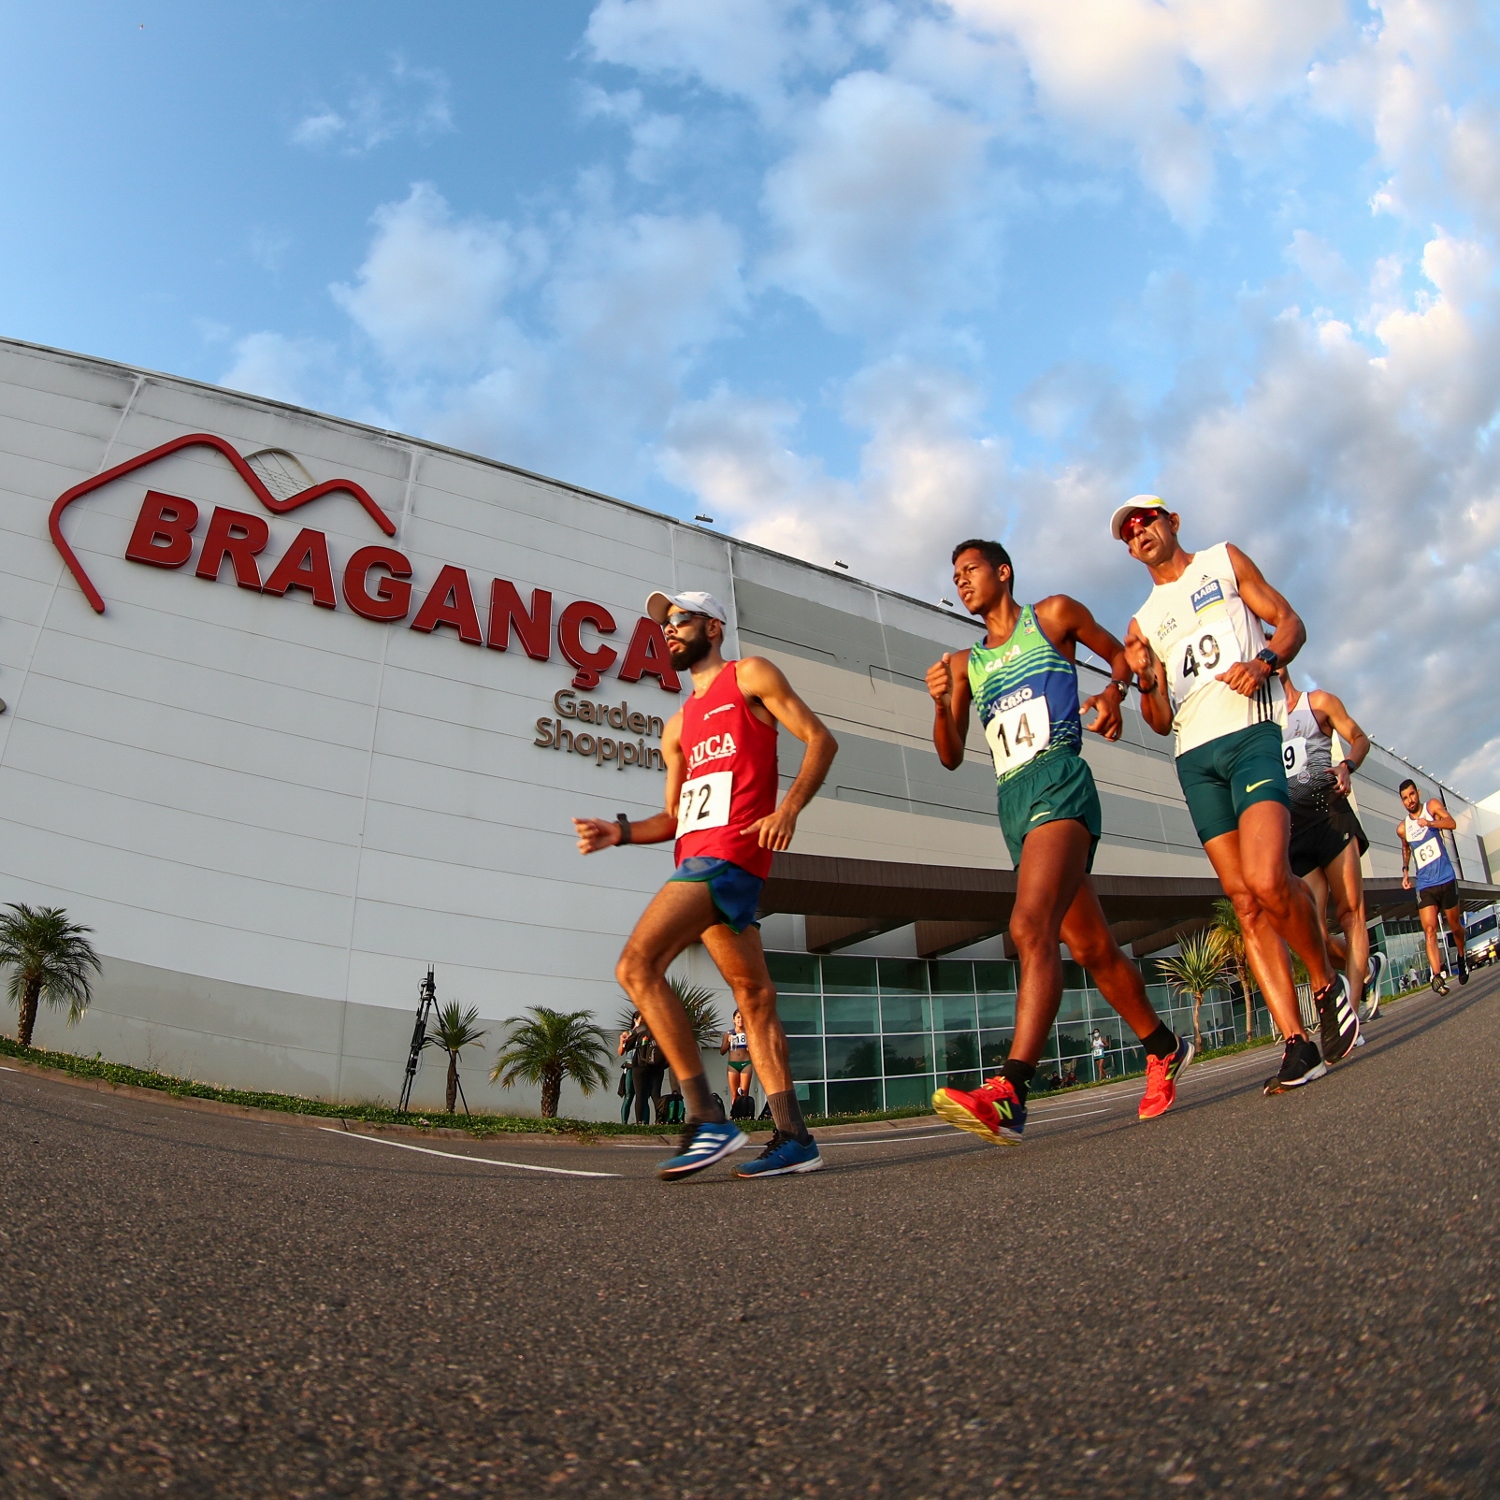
[677,771,733,833]
[1282,736,1307,778]
[1170,627,1226,705]
[985,700,1051,776]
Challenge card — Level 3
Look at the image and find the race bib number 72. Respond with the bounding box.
[677,771,732,832]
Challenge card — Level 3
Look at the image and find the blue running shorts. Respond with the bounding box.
[668,856,764,934]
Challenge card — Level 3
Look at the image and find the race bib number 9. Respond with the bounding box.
[1170,628,1226,705]
[1413,836,1442,870]
[985,700,1051,776]
[677,771,733,833]
[1282,737,1307,779]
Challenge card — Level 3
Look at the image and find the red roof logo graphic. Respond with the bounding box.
[50,432,397,614]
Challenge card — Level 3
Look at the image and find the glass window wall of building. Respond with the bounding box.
[764,951,1284,1114]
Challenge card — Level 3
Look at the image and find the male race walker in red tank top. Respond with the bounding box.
[574,589,838,1181]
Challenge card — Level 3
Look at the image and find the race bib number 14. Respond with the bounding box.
[677,771,733,833]
[985,700,1051,776]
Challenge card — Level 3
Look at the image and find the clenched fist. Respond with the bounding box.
[926,653,956,704]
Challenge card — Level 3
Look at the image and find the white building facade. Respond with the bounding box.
[1,339,1491,1116]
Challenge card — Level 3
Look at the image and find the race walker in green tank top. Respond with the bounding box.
[967,603,1084,784]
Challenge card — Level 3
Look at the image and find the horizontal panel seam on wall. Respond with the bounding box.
[21,669,376,760]
[0,808,359,907]
[31,623,380,718]
[37,602,391,691]
[5,713,370,806]
[0,853,352,958]
[0,760,362,854]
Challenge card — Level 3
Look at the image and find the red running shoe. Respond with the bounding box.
[932,1075,1026,1145]
[1138,1034,1194,1120]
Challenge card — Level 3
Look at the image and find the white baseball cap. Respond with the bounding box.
[1109,494,1170,541]
[644,589,727,625]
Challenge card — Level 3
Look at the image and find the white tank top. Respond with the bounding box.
[1132,542,1285,756]
[1277,691,1336,808]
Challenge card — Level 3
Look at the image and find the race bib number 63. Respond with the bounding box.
[677,771,733,832]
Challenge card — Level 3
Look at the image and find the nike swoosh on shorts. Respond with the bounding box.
[1030,808,1053,821]
[1245,779,1272,793]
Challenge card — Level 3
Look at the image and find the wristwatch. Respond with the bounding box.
[1254,647,1279,670]
[616,814,632,846]
[1109,678,1132,697]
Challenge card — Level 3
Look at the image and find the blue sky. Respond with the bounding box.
[5,1,1500,794]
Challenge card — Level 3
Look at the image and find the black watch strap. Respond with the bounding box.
[616,814,632,846]
[1255,647,1280,670]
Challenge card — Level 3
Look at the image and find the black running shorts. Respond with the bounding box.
[1288,813,1351,878]
[1417,878,1459,911]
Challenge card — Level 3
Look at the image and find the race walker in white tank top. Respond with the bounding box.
[1131,542,1285,756]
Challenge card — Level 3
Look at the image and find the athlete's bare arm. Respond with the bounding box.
[1307,690,1371,796]
[926,647,974,770]
[574,711,687,853]
[1034,594,1127,741]
[1123,619,1174,737]
[733,655,839,851]
[1423,798,1457,832]
[1398,822,1415,890]
[1219,545,1305,698]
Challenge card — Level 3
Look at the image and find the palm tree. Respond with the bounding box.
[1157,929,1230,1053]
[1210,898,1256,1042]
[491,1006,611,1118]
[424,1001,488,1114]
[0,904,102,1049]
[616,977,723,1050]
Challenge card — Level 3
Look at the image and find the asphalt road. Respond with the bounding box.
[1,976,1497,1499]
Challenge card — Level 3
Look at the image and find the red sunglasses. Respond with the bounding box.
[1120,509,1165,543]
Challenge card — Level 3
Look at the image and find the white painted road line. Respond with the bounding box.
[319,1128,621,1178]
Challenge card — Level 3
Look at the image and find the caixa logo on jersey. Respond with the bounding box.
[47,433,679,694]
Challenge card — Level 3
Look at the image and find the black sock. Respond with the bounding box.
[1000,1057,1035,1103]
[767,1090,811,1144]
[680,1074,725,1125]
[1142,1023,1178,1060]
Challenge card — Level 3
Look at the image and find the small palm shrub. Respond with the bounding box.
[0,904,102,1048]
[424,1002,488,1114]
[1158,929,1231,1052]
[491,1007,611,1118]
[618,977,723,1052]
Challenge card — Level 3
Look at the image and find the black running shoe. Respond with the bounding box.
[1457,947,1470,985]
[1263,1036,1328,1095]
[1361,952,1386,1021]
[1430,973,1449,996]
[1314,973,1360,1064]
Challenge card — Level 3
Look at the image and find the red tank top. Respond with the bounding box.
[674,660,780,878]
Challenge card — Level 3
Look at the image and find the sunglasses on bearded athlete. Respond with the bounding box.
[665,611,705,629]
[1119,510,1166,544]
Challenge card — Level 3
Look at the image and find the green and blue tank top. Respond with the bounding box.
[967,604,1082,784]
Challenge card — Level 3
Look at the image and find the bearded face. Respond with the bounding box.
[666,616,715,669]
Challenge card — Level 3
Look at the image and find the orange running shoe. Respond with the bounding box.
[932,1075,1026,1145]
[1138,1035,1194,1120]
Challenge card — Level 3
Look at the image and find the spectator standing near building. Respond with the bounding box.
[1091,1029,1107,1081]
[720,1009,754,1114]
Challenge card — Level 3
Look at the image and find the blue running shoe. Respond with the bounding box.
[733,1130,824,1178]
[657,1120,748,1181]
